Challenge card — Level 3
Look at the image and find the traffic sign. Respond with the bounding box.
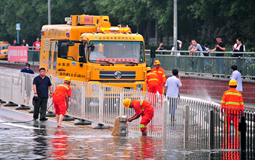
[16,23,20,30]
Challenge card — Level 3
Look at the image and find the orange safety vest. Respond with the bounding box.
[221,88,244,114]
[152,66,166,85]
[53,83,72,99]
[146,71,159,86]
[132,99,153,116]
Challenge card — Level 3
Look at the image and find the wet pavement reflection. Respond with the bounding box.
[0,122,240,159]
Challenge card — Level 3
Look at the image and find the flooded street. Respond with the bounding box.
[0,106,229,160]
[0,126,219,160]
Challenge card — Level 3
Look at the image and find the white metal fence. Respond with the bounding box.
[0,70,224,148]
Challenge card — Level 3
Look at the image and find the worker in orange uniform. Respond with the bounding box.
[123,98,154,136]
[53,77,72,128]
[146,67,159,94]
[221,79,244,135]
[152,60,166,95]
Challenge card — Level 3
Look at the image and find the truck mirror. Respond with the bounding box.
[79,44,84,57]
[150,46,156,58]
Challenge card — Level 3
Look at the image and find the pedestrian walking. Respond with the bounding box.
[207,35,226,77]
[52,77,72,128]
[164,69,182,120]
[230,65,243,92]
[123,98,154,136]
[32,68,52,121]
[152,60,166,95]
[18,63,34,105]
[221,79,244,135]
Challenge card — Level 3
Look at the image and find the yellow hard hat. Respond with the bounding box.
[154,60,160,65]
[64,77,71,83]
[146,67,152,71]
[123,98,131,109]
[229,79,237,86]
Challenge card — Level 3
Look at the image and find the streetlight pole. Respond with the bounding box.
[173,0,177,52]
[48,0,51,25]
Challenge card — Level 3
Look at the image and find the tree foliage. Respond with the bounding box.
[0,0,254,50]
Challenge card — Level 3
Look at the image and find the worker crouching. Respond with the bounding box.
[53,77,72,128]
[123,98,154,136]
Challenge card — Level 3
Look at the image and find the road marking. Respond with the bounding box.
[0,119,39,129]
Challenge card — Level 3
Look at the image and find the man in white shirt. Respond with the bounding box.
[231,65,243,92]
[164,69,182,120]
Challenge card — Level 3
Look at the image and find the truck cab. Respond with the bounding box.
[40,15,146,91]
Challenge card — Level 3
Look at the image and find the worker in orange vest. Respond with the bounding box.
[146,67,159,94]
[53,77,72,128]
[123,98,154,136]
[221,79,244,135]
[152,60,166,95]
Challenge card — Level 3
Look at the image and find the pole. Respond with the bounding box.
[17,30,19,44]
[48,0,51,25]
[209,110,215,149]
[239,116,246,159]
[173,0,177,51]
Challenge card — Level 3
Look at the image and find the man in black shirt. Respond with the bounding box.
[157,42,166,55]
[33,68,52,121]
[12,39,19,46]
[207,36,226,77]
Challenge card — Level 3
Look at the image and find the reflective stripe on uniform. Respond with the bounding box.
[148,78,158,82]
[140,99,144,106]
[225,92,241,96]
[221,100,226,103]
[158,71,163,73]
[225,102,242,105]
[240,102,244,105]
[142,108,144,111]
[58,84,69,90]
[147,73,156,76]
[162,75,165,77]
[140,124,146,129]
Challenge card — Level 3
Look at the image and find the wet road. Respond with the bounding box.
[0,105,228,159]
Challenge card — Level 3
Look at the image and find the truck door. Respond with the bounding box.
[56,40,87,81]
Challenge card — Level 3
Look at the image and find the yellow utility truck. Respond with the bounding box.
[40,15,146,91]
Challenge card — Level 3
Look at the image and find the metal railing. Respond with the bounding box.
[0,69,254,154]
[145,50,255,78]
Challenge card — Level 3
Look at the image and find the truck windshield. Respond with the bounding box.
[88,41,144,64]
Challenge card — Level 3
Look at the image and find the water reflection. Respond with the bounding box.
[221,135,240,160]
[51,129,69,159]
[33,124,47,158]
[133,137,163,159]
